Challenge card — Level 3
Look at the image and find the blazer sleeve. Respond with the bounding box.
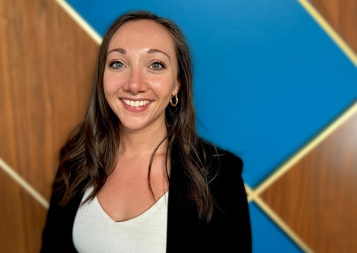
[40,170,81,253]
[203,152,252,252]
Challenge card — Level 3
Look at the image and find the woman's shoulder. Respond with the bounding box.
[197,138,243,175]
[198,138,246,206]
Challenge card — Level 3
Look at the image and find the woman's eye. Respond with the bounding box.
[110,61,124,69]
[150,62,165,70]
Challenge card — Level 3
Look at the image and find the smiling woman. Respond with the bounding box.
[40,10,252,253]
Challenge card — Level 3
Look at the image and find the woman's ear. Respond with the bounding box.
[173,78,181,96]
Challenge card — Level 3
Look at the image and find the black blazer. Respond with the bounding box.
[40,140,252,252]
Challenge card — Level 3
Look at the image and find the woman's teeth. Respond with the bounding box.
[123,99,150,107]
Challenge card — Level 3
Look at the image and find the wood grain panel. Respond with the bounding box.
[261,110,357,253]
[0,167,47,253]
[0,0,99,252]
[309,0,357,54]
[0,0,99,200]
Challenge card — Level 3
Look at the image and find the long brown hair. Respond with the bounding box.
[56,10,215,222]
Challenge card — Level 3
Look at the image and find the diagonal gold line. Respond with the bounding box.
[298,0,357,68]
[0,157,49,209]
[254,99,357,196]
[244,183,254,202]
[55,0,102,45]
[254,196,314,253]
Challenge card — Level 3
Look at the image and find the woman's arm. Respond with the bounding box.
[40,171,82,253]
[204,152,252,252]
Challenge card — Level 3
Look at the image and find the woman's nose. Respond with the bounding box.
[125,67,147,94]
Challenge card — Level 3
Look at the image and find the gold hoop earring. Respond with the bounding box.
[170,94,178,107]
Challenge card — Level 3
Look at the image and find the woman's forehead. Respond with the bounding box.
[108,20,176,55]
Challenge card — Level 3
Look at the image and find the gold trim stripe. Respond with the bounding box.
[55,0,102,45]
[254,96,357,196]
[298,0,357,68]
[244,183,254,202]
[254,196,314,253]
[0,158,49,209]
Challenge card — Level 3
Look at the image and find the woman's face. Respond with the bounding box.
[103,19,180,134]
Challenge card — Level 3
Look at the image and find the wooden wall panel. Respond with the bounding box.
[0,0,99,252]
[309,0,357,54]
[0,168,47,253]
[0,0,98,196]
[261,110,357,253]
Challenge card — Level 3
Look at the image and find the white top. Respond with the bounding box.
[73,187,168,253]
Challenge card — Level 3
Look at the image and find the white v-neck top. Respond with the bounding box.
[73,187,168,253]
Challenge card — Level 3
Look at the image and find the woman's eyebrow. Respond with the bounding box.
[147,49,171,60]
[107,48,126,56]
[106,48,171,60]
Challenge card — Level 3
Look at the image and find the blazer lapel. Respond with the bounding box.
[166,147,202,253]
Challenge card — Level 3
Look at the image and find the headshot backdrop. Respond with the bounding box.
[0,0,356,252]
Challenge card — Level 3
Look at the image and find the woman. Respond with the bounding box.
[40,10,251,253]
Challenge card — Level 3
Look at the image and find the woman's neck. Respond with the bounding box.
[118,123,168,157]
